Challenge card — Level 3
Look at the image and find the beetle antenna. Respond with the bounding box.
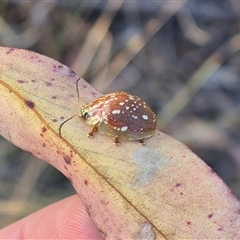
[59,115,77,138]
[59,77,81,138]
[76,77,81,102]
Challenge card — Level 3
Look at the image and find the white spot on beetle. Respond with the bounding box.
[142,115,148,120]
[112,109,121,114]
[128,96,134,100]
[121,126,128,131]
[119,102,124,106]
[125,106,130,110]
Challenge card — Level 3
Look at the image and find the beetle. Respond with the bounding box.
[80,91,157,144]
[59,82,157,145]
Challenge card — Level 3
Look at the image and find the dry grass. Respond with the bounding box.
[1,1,240,228]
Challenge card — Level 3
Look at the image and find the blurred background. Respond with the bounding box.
[1,0,240,228]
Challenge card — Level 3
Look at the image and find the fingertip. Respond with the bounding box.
[0,195,103,239]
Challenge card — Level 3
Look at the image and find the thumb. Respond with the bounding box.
[0,194,103,239]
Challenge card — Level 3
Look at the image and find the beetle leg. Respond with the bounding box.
[114,136,120,145]
[88,126,98,138]
[138,139,145,145]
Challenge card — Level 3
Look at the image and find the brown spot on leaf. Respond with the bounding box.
[210,168,215,174]
[18,80,27,83]
[25,100,35,109]
[63,156,71,165]
[58,65,63,69]
[84,180,88,186]
[42,143,46,147]
[52,96,57,99]
[6,48,15,54]
[52,119,57,122]
[208,213,213,218]
[100,200,109,205]
[42,127,47,132]
[46,82,52,86]
[175,183,181,187]
[69,69,76,78]
[187,221,191,225]
[52,65,57,72]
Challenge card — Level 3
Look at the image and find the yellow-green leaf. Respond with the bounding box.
[0,46,239,239]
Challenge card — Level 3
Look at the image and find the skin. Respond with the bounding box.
[0,195,103,239]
